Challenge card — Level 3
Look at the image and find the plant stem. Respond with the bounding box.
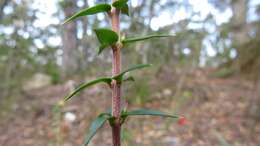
[111,1,121,146]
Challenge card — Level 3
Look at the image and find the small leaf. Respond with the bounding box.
[122,34,174,44]
[63,4,111,24]
[94,28,119,54]
[112,0,128,8]
[108,116,116,127]
[64,78,112,101]
[83,113,111,146]
[121,4,129,16]
[113,64,152,81]
[97,44,107,54]
[122,109,179,119]
[112,0,129,16]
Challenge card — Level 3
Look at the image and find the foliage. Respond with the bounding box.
[62,4,112,24]
[0,0,259,145]
[0,0,60,97]
[83,112,112,146]
[94,28,119,54]
[61,1,178,146]
[122,34,174,44]
[1,0,259,101]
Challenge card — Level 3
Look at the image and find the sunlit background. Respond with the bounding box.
[0,0,260,146]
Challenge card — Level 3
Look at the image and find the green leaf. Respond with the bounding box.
[64,78,112,102]
[96,44,107,55]
[63,4,111,24]
[122,34,174,44]
[94,28,119,54]
[112,0,128,8]
[121,4,129,16]
[83,113,111,146]
[122,109,179,119]
[112,0,129,16]
[113,64,152,81]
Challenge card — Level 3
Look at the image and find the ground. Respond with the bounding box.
[0,68,259,146]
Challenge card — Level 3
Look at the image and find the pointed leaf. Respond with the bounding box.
[112,0,128,8]
[94,28,119,45]
[113,64,152,81]
[112,0,129,16]
[122,109,179,119]
[83,113,111,146]
[94,28,119,54]
[97,44,107,55]
[64,78,112,101]
[63,4,111,24]
[121,4,129,16]
[122,34,174,44]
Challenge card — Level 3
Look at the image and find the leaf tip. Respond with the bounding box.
[61,20,67,25]
[62,18,72,25]
[63,96,70,102]
[97,49,102,55]
[145,64,153,68]
[58,100,65,107]
[93,28,98,32]
[61,21,67,25]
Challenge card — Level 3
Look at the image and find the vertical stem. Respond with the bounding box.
[111,1,121,146]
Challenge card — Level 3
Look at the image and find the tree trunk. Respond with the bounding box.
[230,0,249,72]
[61,0,78,77]
[79,0,89,71]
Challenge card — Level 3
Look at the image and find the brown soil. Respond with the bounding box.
[0,68,259,146]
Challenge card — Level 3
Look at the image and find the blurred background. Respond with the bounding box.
[0,0,260,146]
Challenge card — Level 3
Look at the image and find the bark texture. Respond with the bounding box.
[61,0,79,77]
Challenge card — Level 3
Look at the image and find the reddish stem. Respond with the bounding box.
[111,1,121,146]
